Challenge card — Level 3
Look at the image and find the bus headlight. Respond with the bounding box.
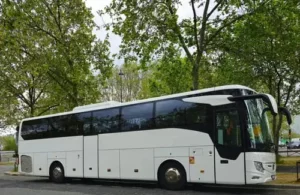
[254,161,264,172]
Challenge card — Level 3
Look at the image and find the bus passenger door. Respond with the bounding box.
[214,107,245,184]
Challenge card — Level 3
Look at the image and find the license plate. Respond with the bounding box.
[271,175,276,180]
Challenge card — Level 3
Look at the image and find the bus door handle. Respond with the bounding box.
[220,160,228,164]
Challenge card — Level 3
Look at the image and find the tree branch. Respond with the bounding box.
[284,79,295,107]
[207,0,271,46]
[198,0,210,63]
[191,0,200,54]
[206,0,222,20]
[37,104,59,116]
[206,14,245,45]
[41,0,62,33]
[166,0,195,65]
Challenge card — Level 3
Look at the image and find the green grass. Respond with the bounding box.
[270,173,300,185]
[277,156,300,166]
[0,162,14,166]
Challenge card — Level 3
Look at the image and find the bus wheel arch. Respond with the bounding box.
[157,160,187,190]
[49,161,65,183]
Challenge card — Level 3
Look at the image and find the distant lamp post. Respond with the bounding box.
[119,69,124,102]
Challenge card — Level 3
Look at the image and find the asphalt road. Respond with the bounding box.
[0,165,300,195]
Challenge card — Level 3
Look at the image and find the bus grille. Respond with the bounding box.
[21,155,32,173]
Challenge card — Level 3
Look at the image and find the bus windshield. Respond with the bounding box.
[245,98,274,152]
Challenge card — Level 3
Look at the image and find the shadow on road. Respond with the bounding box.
[22,177,277,194]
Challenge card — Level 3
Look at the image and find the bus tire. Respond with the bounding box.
[158,161,186,190]
[50,162,65,183]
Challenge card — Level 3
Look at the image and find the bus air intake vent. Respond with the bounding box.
[21,155,32,173]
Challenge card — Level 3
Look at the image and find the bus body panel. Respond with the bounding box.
[48,152,66,159]
[66,150,83,178]
[98,150,120,179]
[19,136,83,153]
[189,146,215,183]
[120,148,154,180]
[154,147,189,157]
[84,135,98,178]
[245,152,276,184]
[33,153,48,176]
[19,136,83,177]
[98,129,214,150]
[215,151,245,184]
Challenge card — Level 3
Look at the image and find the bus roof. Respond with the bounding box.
[20,84,255,122]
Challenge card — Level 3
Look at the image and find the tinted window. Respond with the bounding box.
[78,112,92,135]
[155,99,213,133]
[121,103,154,131]
[48,116,65,137]
[92,108,119,134]
[21,112,91,140]
[63,113,91,136]
[155,100,188,128]
[186,104,213,131]
[22,119,48,139]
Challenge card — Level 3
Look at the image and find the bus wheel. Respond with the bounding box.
[50,163,65,183]
[158,161,186,190]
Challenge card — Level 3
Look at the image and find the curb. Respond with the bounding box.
[262,184,300,189]
[202,183,300,190]
[241,183,300,190]
[4,171,25,176]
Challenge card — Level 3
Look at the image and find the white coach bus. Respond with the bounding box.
[17,85,291,190]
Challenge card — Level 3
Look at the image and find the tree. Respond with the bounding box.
[101,62,147,102]
[0,136,17,151]
[0,0,112,123]
[218,0,300,153]
[100,0,268,89]
[146,49,192,96]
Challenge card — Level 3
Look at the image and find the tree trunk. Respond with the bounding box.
[30,105,35,117]
[192,63,200,90]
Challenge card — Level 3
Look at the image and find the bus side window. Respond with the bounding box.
[77,112,92,135]
[121,103,154,131]
[92,108,120,134]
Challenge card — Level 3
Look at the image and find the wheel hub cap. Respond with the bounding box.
[53,167,62,179]
[165,168,181,183]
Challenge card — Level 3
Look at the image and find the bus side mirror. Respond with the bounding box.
[279,107,292,125]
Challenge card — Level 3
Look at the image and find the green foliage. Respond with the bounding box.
[221,0,300,109]
[146,53,192,96]
[216,0,300,154]
[101,61,147,102]
[0,136,17,151]
[0,0,113,129]
[99,0,264,89]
